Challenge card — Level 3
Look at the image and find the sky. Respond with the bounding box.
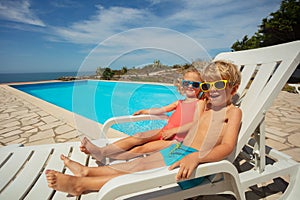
[0,0,282,73]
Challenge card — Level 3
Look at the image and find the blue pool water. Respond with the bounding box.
[12,80,183,135]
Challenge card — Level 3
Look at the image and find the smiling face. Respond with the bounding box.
[203,79,234,107]
[201,61,241,108]
[182,71,202,98]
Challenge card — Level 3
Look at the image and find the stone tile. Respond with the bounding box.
[0,126,19,134]
[281,148,300,162]
[29,129,55,142]
[280,117,300,123]
[56,130,79,139]
[265,122,283,128]
[2,129,23,137]
[2,120,21,128]
[287,133,300,147]
[55,125,74,135]
[285,123,300,128]
[2,108,17,113]
[20,125,35,131]
[21,131,36,138]
[1,135,20,143]
[15,112,39,120]
[284,126,300,133]
[0,118,18,126]
[30,108,43,113]
[38,121,65,131]
[24,128,38,134]
[37,111,49,117]
[265,132,286,143]
[8,137,27,145]
[41,116,59,124]
[33,122,45,127]
[21,117,40,126]
[265,127,289,137]
[266,139,290,150]
[0,113,9,119]
[10,109,29,117]
[287,113,300,119]
[25,138,56,146]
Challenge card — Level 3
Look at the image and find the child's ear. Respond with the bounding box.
[231,85,239,95]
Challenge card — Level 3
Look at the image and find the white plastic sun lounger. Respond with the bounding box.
[0,41,299,200]
[97,41,300,199]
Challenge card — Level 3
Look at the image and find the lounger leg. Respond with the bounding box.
[253,115,266,173]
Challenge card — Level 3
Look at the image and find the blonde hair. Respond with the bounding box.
[174,66,202,95]
[202,60,241,87]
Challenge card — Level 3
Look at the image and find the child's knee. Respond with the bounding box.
[132,145,148,153]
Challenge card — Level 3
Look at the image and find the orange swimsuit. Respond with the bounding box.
[161,99,198,142]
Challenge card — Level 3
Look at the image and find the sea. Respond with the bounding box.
[0,71,95,84]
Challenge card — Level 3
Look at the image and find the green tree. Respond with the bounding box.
[102,68,114,80]
[96,67,104,76]
[232,0,300,51]
[260,0,300,46]
[121,66,128,74]
[153,59,161,67]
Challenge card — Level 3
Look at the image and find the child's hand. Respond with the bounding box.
[133,109,147,116]
[168,153,200,180]
[160,129,175,140]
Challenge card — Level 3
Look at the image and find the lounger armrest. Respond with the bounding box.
[101,114,169,135]
[98,160,240,200]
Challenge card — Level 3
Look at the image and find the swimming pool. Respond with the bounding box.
[12,80,183,135]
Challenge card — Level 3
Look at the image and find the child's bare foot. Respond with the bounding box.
[80,137,104,161]
[45,170,83,196]
[79,145,90,154]
[60,154,87,177]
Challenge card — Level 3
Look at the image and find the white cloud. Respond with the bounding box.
[0,0,45,27]
[50,5,148,44]
[5,0,274,69]
[47,0,281,68]
[160,0,281,49]
[50,1,280,48]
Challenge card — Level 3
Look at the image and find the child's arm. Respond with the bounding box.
[133,101,178,115]
[160,121,194,140]
[161,100,206,140]
[169,107,242,180]
[194,99,206,119]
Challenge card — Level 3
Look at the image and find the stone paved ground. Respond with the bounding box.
[265,91,300,162]
[0,85,82,146]
[0,84,299,200]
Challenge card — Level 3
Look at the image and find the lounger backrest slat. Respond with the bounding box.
[235,64,257,97]
[240,62,278,112]
[24,145,72,200]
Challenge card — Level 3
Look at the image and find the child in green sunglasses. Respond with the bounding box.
[80,67,206,161]
[45,60,242,195]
